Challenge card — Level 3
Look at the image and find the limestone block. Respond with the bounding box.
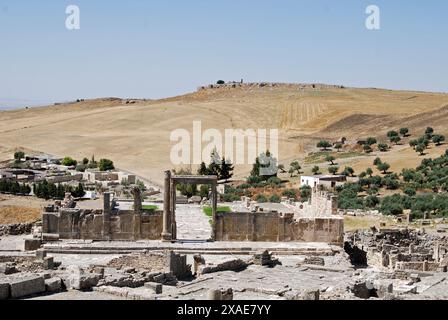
[0,281,10,300]
[36,249,47,261]
[43,257,54,270]
[9,275,45,298]
[24,239,42,251]
[63,266,101,291]
[0,263,18,275]
[45,278,62,292]
[394,285,417,295]
[300,289,320,300]
[144,282,163,294]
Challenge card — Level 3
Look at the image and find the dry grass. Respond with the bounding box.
[0,85,447,185]
[344,215,397,232]
[0,206,41,224]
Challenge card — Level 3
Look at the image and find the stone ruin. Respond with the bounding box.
[214,188,344,245]
[39,172,344,245]
[345,228,448,273]
[42,188,163,241]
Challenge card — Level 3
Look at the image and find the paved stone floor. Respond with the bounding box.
[176,205,212,241]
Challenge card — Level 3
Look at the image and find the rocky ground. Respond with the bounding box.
[1,206,448,301]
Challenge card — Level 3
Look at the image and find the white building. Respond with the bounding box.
[300,175,347,189]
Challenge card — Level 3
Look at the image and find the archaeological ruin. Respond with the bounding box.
[40,171,343,245]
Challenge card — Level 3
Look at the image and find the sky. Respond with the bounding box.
[0,0,447,108]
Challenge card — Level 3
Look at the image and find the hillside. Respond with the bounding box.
[1,84,447,185]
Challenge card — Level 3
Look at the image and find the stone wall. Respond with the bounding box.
[214,211,344,245]
[42,191,163,241]
[294,189,338,218]
[43,209,163,241]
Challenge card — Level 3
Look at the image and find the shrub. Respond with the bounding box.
[256,194,268,203]
[282,189,298,200]
[14,151,25,160]
[62,157,77,167]
[269,194,281,203]
[99,159,115,171]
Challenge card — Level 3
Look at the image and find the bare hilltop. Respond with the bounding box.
[1,83,447,185]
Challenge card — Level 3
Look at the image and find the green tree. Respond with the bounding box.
[400,128,409,137]
[256,194,268,203]
[277,164,286,174]
[269,194,281,203]
[425,127,434,137]
[366,168,374,177]
[378,143,389,152]
[317,140,332,151]
[89,155,98,169]
[432,134,445,146]
[312,166,321,175]
[377,162,391,174]
[366,137,377,146]
[82,157,89,165]
[328,166,339,175]
[72,183,85,198]
[342,167,355,177]
[299,186,312,202]
[14,151,25,160]
[199,185,210,199]
[99,159,115,171]
[404,187,417,197]
[373,157,382,166]
[62,157,77,167]
[390,135,402,145]
[325,155,336,165]
[197,162,209,175]
[290,161,302,175]
[415,144,426,156]
[219,158,234,181]
[363,145,373,153]
[387,131,399,139]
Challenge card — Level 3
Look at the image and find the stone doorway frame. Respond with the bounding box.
[162,171,218,242]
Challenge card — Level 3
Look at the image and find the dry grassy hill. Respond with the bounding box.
[1,84,447,185]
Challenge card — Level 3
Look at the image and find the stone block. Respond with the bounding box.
[0,263,18,275]
[36,249,47,261]
[394,285,417,295]
[144,282,163,294]
[0,281,10,300]
[24,239,42,251]
[9,275,45,298]
[45,278,62,293]
[300,289,320,300]
[373,280,393,298]
[43,257,54,270]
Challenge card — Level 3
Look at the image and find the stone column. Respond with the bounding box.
[211,182,218,241]
[162,171,172,241]
[102,192,111,241]
[170,180,177,240]
[132,187,142,240]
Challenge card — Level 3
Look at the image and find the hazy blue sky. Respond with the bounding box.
[0,0,447,108]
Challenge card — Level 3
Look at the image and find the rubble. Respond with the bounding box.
[252,251,282,267]
[199,258,250,275]
[0,223,34,236]
[345,228,448,272]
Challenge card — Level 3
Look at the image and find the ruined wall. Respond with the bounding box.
[214,211,344,245]
[42,208,163,241]
[294,189,338,218]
